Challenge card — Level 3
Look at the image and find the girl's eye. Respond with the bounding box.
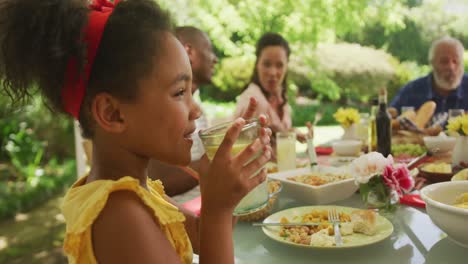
[175,88,186,97]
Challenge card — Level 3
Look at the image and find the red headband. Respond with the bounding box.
[61,0,119,119]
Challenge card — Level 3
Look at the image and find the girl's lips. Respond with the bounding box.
[183,129,196,139]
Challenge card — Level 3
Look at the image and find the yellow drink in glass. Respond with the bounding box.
[276,131,296,171]
[199,119,269,216]
[204,142,250,161]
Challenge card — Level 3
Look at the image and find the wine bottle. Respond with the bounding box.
[376,88,391,157]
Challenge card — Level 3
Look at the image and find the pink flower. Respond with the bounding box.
[382,165,400,193]
[393,165,414,192]
[382,164,414,195]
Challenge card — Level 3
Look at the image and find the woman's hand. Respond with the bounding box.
[199,116,272,213]
[295,122,313,144]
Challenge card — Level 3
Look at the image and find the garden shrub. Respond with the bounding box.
[206,55,255,101]
[387,59,430,103]
[311,43,396,103]
[0,160,76,220]
[0,94,76,219]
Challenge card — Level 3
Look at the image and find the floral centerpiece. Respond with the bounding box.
[349,152,414,212]
[333,107,360,128]
[333,107,361,140]
[447,114,468,136]
[447,114,468,168]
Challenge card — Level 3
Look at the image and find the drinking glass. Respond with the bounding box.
[449,109,465,119]
[199,119,269,216]
[276,131,296,172]
[357,113,370,150]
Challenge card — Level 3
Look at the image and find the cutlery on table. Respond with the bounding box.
[252,222,321,227]
[328,208,343,246]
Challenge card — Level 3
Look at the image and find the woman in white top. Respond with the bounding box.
[235,33,307,146]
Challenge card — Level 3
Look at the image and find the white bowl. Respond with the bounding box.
[421,181,468,248]
[423,136,457,154]
[268,166,358,205]
[332,140,362,156]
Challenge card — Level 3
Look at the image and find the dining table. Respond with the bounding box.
[232,192,466,264]
[230,149,466,264]
[182,142,466,264]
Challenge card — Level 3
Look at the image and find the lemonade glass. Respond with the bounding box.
[199,119,269,216]
[276,131,296,171]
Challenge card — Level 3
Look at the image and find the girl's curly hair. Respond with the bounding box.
[0,0,172,138]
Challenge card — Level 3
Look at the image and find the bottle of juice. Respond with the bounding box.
[368,98,378,152]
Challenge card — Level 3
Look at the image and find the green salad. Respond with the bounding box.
[391,144,426,157]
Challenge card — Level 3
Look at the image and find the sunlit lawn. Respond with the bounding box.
[0,194,66,264]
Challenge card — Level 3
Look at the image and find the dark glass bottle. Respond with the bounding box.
[376,88,391,157]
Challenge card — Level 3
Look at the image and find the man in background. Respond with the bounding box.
[389,36,468,130]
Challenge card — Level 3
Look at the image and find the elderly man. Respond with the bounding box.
[148,26,257,197]
[389,36,468,129]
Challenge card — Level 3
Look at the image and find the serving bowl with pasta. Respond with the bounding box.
[421,181,468,248]
[268,166,358,204]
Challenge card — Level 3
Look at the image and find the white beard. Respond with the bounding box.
[434,72,462,91]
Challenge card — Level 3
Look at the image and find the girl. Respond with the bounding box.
[0,0,271,263]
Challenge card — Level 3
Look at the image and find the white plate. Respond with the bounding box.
[328,156,356,166]
[268,166,358,204]
[262,205,394,249]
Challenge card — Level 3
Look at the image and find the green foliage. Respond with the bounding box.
[344,0,468,65]
[200,100,236,124]
[464,51,468,73]
[207,55,255,101]
[309,43,396,102]
[291,103,338,127]
[0,160,76,220]
[0,95,74,164]
[0,94,75,218]
[387,60,430,102]
[160,0,370,58]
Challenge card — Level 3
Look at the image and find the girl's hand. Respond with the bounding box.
[199,116,272,213]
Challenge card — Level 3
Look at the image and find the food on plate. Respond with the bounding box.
[287,172,351,186]
[267,166,278,174]
[351,210,377,236]
[422,163,452,174]
[340,222,354,236]
[453,193,468,209]
[391,144,426,157]
[452,168,468,181]
[277,209,378,246]
[309,229,335,247]
[423,126,443,136]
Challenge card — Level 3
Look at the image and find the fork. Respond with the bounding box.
[313,111,323,126]
[328,208,343,246]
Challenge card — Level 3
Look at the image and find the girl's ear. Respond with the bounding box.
[91,93,126,133]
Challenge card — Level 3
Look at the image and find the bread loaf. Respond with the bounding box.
[391,119,401,130]
[388,108,399,119]
[351,210,377,236]
[401,110,417,121]
[414,101,436,129]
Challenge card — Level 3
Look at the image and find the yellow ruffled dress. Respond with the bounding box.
[61,176,193,264]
